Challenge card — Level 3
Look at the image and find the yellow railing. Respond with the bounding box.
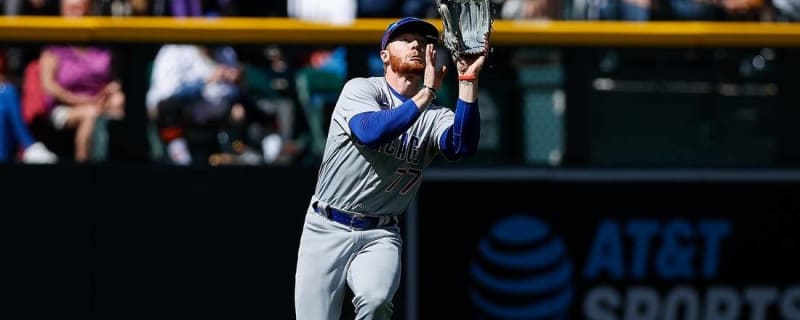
[1,16,799,46]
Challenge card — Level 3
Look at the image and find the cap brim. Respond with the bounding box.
[385,21,439,48]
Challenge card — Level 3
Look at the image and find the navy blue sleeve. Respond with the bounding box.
[439,99,480,160]
[349,100,421,148]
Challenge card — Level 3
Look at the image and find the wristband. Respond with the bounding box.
[423,85,437,100]
[458,74,477,81]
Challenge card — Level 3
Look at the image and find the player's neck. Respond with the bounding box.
[385,72,422,98]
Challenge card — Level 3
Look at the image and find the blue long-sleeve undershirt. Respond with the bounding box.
[349,99,421,148]
[439,99,480,159]
[349,97,480,159]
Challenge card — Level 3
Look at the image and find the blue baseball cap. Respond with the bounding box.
[380,17,439,50]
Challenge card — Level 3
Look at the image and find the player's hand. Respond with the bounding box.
[455,34,489,77]
[424,43,446,91]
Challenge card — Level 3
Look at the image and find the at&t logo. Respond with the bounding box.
[469,215,573,319]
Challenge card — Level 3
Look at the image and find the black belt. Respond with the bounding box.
[312,202,397,230]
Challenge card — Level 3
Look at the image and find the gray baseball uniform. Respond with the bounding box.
[316,77,454,214]
[295,76,455,320]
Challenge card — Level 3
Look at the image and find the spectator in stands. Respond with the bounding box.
[0,50,57,164]
[146,44,251,165]
[38,0,125,163]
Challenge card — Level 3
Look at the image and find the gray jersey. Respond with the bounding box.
[313,77,454,216]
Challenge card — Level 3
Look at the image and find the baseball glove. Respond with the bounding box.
[436,0,493,59]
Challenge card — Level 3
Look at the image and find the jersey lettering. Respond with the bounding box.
[395,133,408,160]
[407,136,422,164]
[378,133,425,164]
[383,138,397,155]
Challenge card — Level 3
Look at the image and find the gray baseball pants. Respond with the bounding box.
[294,211,402,320]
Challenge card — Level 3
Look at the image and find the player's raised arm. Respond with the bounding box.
[438,51,487,159]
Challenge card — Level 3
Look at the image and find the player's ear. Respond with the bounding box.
[380,50,389,64]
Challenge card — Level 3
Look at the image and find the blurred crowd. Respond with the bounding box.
[0,0,794,166]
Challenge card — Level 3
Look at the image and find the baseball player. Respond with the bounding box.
[294,17,486,320]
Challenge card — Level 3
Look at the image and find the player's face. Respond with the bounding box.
[385,32,427,75]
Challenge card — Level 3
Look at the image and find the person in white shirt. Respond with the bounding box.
[146,44,242,165]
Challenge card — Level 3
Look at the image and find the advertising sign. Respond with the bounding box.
[415,180,800,319]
